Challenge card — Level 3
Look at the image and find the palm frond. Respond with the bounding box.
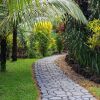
[0,0,88,33]
[47,0,88,24]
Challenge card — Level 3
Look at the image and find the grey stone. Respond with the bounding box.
[42,98,49,100]
[68,97,76,100]
[49,96,62,100]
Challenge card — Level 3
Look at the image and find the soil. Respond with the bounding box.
[55,55,100,100]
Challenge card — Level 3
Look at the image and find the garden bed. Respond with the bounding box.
[55,55,100,100]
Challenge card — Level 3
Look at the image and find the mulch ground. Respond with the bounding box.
[55,55,100,100]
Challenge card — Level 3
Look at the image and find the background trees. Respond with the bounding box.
[0,0,87,72]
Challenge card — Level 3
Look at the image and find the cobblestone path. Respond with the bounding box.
[34,55,96,100]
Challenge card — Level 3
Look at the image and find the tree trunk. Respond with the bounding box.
[12,24,17,61]
[0,37,7,72]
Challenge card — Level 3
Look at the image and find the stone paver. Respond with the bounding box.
[34,55,96,100]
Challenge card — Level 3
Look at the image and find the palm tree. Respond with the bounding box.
[0,35,7,72]
[0,0,87,72]
[12,20,18,61]
[0,2,8,72]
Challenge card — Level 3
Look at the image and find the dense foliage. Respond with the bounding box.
[87,19,100,49]
[0,0,99,81]
[64,22,100,80]
[0,0,87,71]
[63,0,100,81]
[31,21,56,57]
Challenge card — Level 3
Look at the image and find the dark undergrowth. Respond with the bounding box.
[65,54,100,84]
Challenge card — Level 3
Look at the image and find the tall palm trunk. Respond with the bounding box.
[12,23,17,61]
[0,37,7,72]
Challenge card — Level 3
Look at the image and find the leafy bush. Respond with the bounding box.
[34,21,52,34]
[87,19,100,49]
[33,21,56,56]
[56,34,63,53]
[63,17,100,77]
[48,35,57,55]
[27,34,42,58]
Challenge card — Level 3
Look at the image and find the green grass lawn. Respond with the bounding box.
[0,59,39,100]
[91,87,100,96]
[90,87,100,99]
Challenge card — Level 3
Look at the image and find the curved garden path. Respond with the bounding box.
[34,55,96,100]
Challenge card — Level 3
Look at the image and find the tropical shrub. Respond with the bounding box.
[87,19,100,50]
[34,21,52,35]
[48,34,57,55]
[56,34,63,54]
[54,21,65,53]
[63,17,100,80]
[33,21,56,56]
[27,33,41,58]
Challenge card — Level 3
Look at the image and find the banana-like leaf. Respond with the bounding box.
[48,0,88,24]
